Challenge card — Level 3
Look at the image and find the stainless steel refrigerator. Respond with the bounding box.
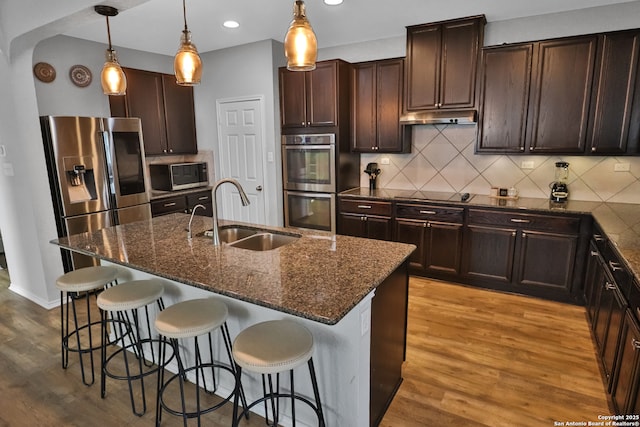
[41,116,152,271]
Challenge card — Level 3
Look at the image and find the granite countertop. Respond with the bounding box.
[340,187,640,284]
[52,214,415,325]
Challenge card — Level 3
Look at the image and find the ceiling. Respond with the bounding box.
[64,0,637,56]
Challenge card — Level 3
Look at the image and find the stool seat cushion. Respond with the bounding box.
[233,320,314,375]
[56,266,119,292]
[155,298,228,339]
[97,279,164,311]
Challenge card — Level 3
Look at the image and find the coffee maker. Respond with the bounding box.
[550,161,570,202]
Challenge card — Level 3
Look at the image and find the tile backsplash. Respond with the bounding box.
[360,124,640,204]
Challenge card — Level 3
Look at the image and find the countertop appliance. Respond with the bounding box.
[550,161,570,202]
[364,162,380,190]
[41,116,151,271]
[282,133,359,233]
[149,162,208,191]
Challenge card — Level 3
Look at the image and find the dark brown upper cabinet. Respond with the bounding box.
[351,58,411,153]
[587,30,640,155]
[109,67,197,156]
[404,15,485,112]
[478,43,534,153]
[527,36,598,153]
[279,59,351,133]
[477,35,598,154]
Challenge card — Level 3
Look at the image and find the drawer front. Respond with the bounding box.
[339,199,392,216]
[187,191,212,206]
[396,203,464,223]
[467,209,580,233]
[151,196,187,216]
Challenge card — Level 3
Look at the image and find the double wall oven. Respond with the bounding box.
[283,134,337,233]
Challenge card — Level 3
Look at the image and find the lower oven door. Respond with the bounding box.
[284,191,335,233]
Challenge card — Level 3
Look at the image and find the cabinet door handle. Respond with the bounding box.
[198,196,209,201]
[590,251,599,257]
[357,205,372,209]
[632,338,640,350]
[427,222,431,228]
[164,202,177,207]
[419,210,437,215]
[593,234,605,242]
[609,261,623,272]
[605,282,616,291]
[511,231,517,237]
[361,216,367,221]
[510,218,530,223]
[637,307,640,319]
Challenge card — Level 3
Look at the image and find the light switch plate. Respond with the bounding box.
[614,163,630,172]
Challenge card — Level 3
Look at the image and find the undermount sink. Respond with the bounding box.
[201,226,300,250]
[229,232,300,251]
[202,226,258,243]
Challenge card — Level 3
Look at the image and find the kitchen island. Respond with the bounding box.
[52,213,415,427]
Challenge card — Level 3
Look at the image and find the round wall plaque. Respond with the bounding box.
[33,62,56,83]
[69,65,92,87]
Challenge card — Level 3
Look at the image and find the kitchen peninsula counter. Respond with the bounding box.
[53,213,414,325]
[52,213,415,427]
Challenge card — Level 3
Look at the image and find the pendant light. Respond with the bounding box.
[284,0,317,71]
[95,5,127,96]
[174,0,202,85]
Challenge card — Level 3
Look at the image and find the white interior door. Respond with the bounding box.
[216,98,266,224]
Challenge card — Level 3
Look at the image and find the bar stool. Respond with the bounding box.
[97,279,166,416]
[154,298,247,427]
[231,319,325,427]
[56,265,119,386]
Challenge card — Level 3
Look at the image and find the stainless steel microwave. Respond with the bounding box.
[149,162,209,191]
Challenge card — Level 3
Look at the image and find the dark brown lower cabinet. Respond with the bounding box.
[394,203,464,278]
[611,309,640,414]
[462,209,583,301]
[151,189,213,217]
[338,199,393,241]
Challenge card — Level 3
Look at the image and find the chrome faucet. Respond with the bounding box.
[187,204,207,240]
[211,178,250,246]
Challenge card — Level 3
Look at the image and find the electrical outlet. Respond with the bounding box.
[521,160,535,169]
[380,157,390,165]
[614,163,630,172]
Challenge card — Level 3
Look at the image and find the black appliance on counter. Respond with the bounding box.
[41,116,151,271]
[550,161,570,202]
[282,133,359,233]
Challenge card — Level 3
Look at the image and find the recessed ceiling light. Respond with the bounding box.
[324,0,343,5]
[223,20,240,29]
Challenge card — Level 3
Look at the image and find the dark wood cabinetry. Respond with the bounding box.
[338,199,392,241]
[477,44,533,152]
[478,36,597,154]
[588,30,640,155]
[279,60,351,132]
[150,189,212,217]
[611,308,640,413]
[109,68,197,156]
[463,209,582,301]
[527,36,598,153]
[405,16,485,112]
[394,203,463,278]
[351,58,410,153]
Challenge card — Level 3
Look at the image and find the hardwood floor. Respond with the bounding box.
[381,277,610,427]
[0,275,609,426]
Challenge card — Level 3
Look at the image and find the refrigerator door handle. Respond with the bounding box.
[100,130,116,197]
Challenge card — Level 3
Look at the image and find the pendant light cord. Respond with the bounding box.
[182,0,188,31]
[105,16,113,50]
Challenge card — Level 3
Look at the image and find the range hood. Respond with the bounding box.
[399,109,477,125]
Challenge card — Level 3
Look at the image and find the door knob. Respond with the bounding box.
[256,185,263,191]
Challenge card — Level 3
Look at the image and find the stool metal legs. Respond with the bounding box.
[232,358,325,427]
[100,298,165,416]
[156,322,247,427]
[60,289,102,386]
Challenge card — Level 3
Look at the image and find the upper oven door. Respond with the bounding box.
[282,144,336,192]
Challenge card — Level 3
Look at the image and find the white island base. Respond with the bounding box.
[105,261,377,427]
